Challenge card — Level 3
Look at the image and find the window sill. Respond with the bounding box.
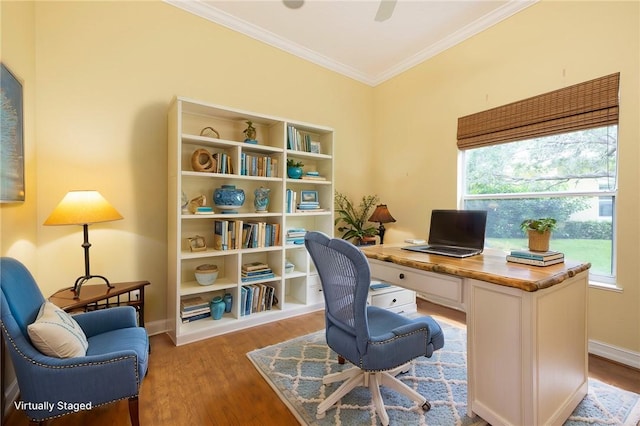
[588,280,622,293]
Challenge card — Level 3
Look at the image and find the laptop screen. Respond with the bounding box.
[428,210,487,250]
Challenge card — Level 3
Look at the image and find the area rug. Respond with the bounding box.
[247,319,640,425]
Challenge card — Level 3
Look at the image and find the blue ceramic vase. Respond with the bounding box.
[213,185,245,213]
[210,296,225,320]
[223,293,233,313]
[254,187,271,212]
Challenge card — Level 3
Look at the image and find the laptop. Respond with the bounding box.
[402,209,487,258]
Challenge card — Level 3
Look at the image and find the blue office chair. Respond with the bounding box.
[304,232,444,425]
[0,257,149,426]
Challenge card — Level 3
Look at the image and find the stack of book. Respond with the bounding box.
[286,228,306,245]
[180,296,211,323]
[506,249,565,266]
[301,171,326,181]
[241,262,275,283]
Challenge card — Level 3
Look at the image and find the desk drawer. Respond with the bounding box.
[369,287,415,310]
[369,260,463,304]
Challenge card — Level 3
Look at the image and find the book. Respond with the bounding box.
[509,249,563,261]
[242,261,269,272]
[180,306,211,318]
[181,312,211,323]
[506,255,565,267]
[241,273,276,283]
[180,296,208,312]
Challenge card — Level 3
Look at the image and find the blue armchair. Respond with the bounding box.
[304,232,444,425]
[0,257,149,425]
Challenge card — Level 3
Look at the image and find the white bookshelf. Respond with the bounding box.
[167,97,334,345]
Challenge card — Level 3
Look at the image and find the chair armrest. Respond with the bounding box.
[73,306,138,337]
[370,322,429,342]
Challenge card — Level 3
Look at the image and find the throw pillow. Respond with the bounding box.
[27,301,88,358]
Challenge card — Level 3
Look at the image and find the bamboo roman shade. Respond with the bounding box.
[457,72,620,150]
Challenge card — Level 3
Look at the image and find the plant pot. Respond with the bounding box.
[528,229,551,252]
[356,236,377,246]
[287,166,303,179]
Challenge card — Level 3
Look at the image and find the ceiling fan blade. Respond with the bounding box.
[283,0,304,10]
[374,0,397,22]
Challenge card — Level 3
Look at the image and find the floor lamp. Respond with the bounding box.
[368,204,396,245]
[44,190,123,298]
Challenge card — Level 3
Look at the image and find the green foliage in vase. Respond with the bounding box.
[334,192,379,242]
[520,217,557,234]
[287,159,304,168]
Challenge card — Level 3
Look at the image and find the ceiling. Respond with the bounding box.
[166,0,537,86]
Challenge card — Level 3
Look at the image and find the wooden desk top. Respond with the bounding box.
[360,245,591,292]
[49,281,150,311]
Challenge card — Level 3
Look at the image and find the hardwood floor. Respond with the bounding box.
[3,299,639,425]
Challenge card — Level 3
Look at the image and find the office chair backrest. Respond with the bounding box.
[1,257,46,337]
[304,231,371,355]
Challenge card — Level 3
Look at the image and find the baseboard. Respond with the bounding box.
[589,339,640,369]
[145,318,169,337]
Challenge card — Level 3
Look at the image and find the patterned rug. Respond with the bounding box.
[247,319,640,425]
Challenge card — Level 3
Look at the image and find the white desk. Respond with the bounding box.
[361,245,590,426]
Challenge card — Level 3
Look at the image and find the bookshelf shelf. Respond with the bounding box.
[168,96,334,345]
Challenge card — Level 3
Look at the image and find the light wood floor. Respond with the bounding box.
[4,299,639,425]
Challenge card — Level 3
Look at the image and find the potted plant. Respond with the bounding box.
[334,192,380,245]
[287,159,304,179]
[520,217,557,252]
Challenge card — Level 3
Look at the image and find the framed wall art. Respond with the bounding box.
[1,63,25,202]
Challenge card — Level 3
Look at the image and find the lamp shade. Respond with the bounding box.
[44,190,123,226]
[368,204,396,224]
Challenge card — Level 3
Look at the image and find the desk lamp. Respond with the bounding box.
[368,204,396,245]
[44,190,123,298]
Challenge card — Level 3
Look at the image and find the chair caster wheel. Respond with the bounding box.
[422,401,431,412]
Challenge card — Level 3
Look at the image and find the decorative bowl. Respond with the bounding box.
[195,264,218,285]
[285,260,295,274]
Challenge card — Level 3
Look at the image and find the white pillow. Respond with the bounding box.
[27,301,88,358]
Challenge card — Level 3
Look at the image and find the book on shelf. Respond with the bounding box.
[242,261,269,271]
[295,208,325,213]
[241,273,276,283]
[241,284,276,316]
[241,268,273,276]
[509,249,564,261]
[241,221,280,248]
[181,311,211,323]
[180,306,210,319]
[180,296,208,312]
[506,255,565,267]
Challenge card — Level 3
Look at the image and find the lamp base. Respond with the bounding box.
[71,275,114,299]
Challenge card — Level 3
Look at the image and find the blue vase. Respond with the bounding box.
[213,185,245,213]
[210,296,225,320]
[223,293,233,313]
[254,187,271,212]
[287,166,303,179]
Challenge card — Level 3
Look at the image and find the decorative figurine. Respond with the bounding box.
[243,121,258,144]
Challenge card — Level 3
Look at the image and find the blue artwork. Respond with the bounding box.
[1,63,24,202]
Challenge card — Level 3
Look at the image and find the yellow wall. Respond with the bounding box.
[374,0,640,353]
[1,0,638,356]
[29,1,372,325]
[1,1,37,267]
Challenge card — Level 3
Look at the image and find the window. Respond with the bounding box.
[458,73,620,283]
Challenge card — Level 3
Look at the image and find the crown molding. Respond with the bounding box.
[165,0,537,87]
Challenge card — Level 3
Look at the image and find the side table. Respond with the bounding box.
[49,281,150,326]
